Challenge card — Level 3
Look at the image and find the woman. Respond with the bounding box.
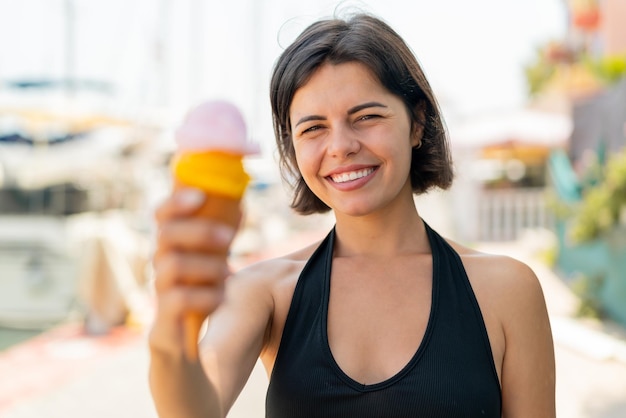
[149,13,556,417]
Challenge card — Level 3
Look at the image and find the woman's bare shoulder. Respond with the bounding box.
[227,239,324,359]
[447,239,539,286]
[210,239,325,345]
[230,239,323,288]
[446,238,548,324]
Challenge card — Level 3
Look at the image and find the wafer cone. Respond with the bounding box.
[175,186,242,361]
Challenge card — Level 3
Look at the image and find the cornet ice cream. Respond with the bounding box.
[170,100,258,361]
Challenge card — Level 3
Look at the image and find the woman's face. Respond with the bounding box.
[289,61,420,217]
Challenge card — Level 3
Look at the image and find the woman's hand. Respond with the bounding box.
[148,188,237,358]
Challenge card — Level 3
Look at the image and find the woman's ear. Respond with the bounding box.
[410,103,426,148]
[411,123,423,148]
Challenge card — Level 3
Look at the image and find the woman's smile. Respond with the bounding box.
[328,167,377,184]
[326,166,379,192]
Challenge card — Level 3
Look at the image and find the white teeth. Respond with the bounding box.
[331,168,374,183]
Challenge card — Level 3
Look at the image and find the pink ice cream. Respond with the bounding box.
[171,100,258,199]
[175,100,259,155]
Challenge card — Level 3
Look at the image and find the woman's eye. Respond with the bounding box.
[357,114,380,122]
[302,125,322,134]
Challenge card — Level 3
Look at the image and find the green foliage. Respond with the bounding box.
[525,51,556,96]
[587,54,626,85]
[569,149,626,243]
[571,273,605,319]
[545,191,576,220]
[524,39,626,96]
[537,243,558,268]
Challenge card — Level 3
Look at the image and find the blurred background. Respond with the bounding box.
[0,0,625,417]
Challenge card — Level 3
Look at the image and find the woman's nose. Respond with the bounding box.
[327,124,360,158]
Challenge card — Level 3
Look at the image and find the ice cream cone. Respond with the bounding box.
[172,178,242,362]
[170,101,258,361]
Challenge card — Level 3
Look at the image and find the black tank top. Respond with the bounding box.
[266,223,501,417]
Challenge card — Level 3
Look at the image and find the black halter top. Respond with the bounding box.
[266,223,501,417]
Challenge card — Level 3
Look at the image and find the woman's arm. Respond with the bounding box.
[498,258,556,418]
[149,270,273,418]
[148,189,273,417]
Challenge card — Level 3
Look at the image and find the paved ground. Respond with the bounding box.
[2,224,626,417]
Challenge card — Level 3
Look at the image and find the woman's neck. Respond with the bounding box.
[333,201,430,258]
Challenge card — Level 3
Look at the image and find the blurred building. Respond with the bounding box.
[541,0,626,327]
[598,0,626,54]
[567,0,626,55]
[558,0,626,168]
[449,109,571,242]
[449,0,626,243]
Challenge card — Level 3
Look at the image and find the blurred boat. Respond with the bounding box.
[0,100,162,331]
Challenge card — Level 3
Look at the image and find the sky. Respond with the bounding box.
[0,0,567,154]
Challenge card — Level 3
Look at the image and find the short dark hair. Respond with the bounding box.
[270,13,454,214]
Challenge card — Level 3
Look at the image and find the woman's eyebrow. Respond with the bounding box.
[294,114,326,128]
[348,101,387,115]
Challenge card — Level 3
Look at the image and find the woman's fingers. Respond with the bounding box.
[156,218,235,254]
[150,188,240,356]
[153,252,230,292]
[154,188,236,255]
[155,188,206,222]
[156,286,225,320]
[150,251,228,353]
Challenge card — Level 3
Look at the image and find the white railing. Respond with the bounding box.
[476,187,554,241]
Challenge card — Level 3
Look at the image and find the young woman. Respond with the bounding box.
[149,13,556,418]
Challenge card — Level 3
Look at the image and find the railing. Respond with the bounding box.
[476,187,554,241]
